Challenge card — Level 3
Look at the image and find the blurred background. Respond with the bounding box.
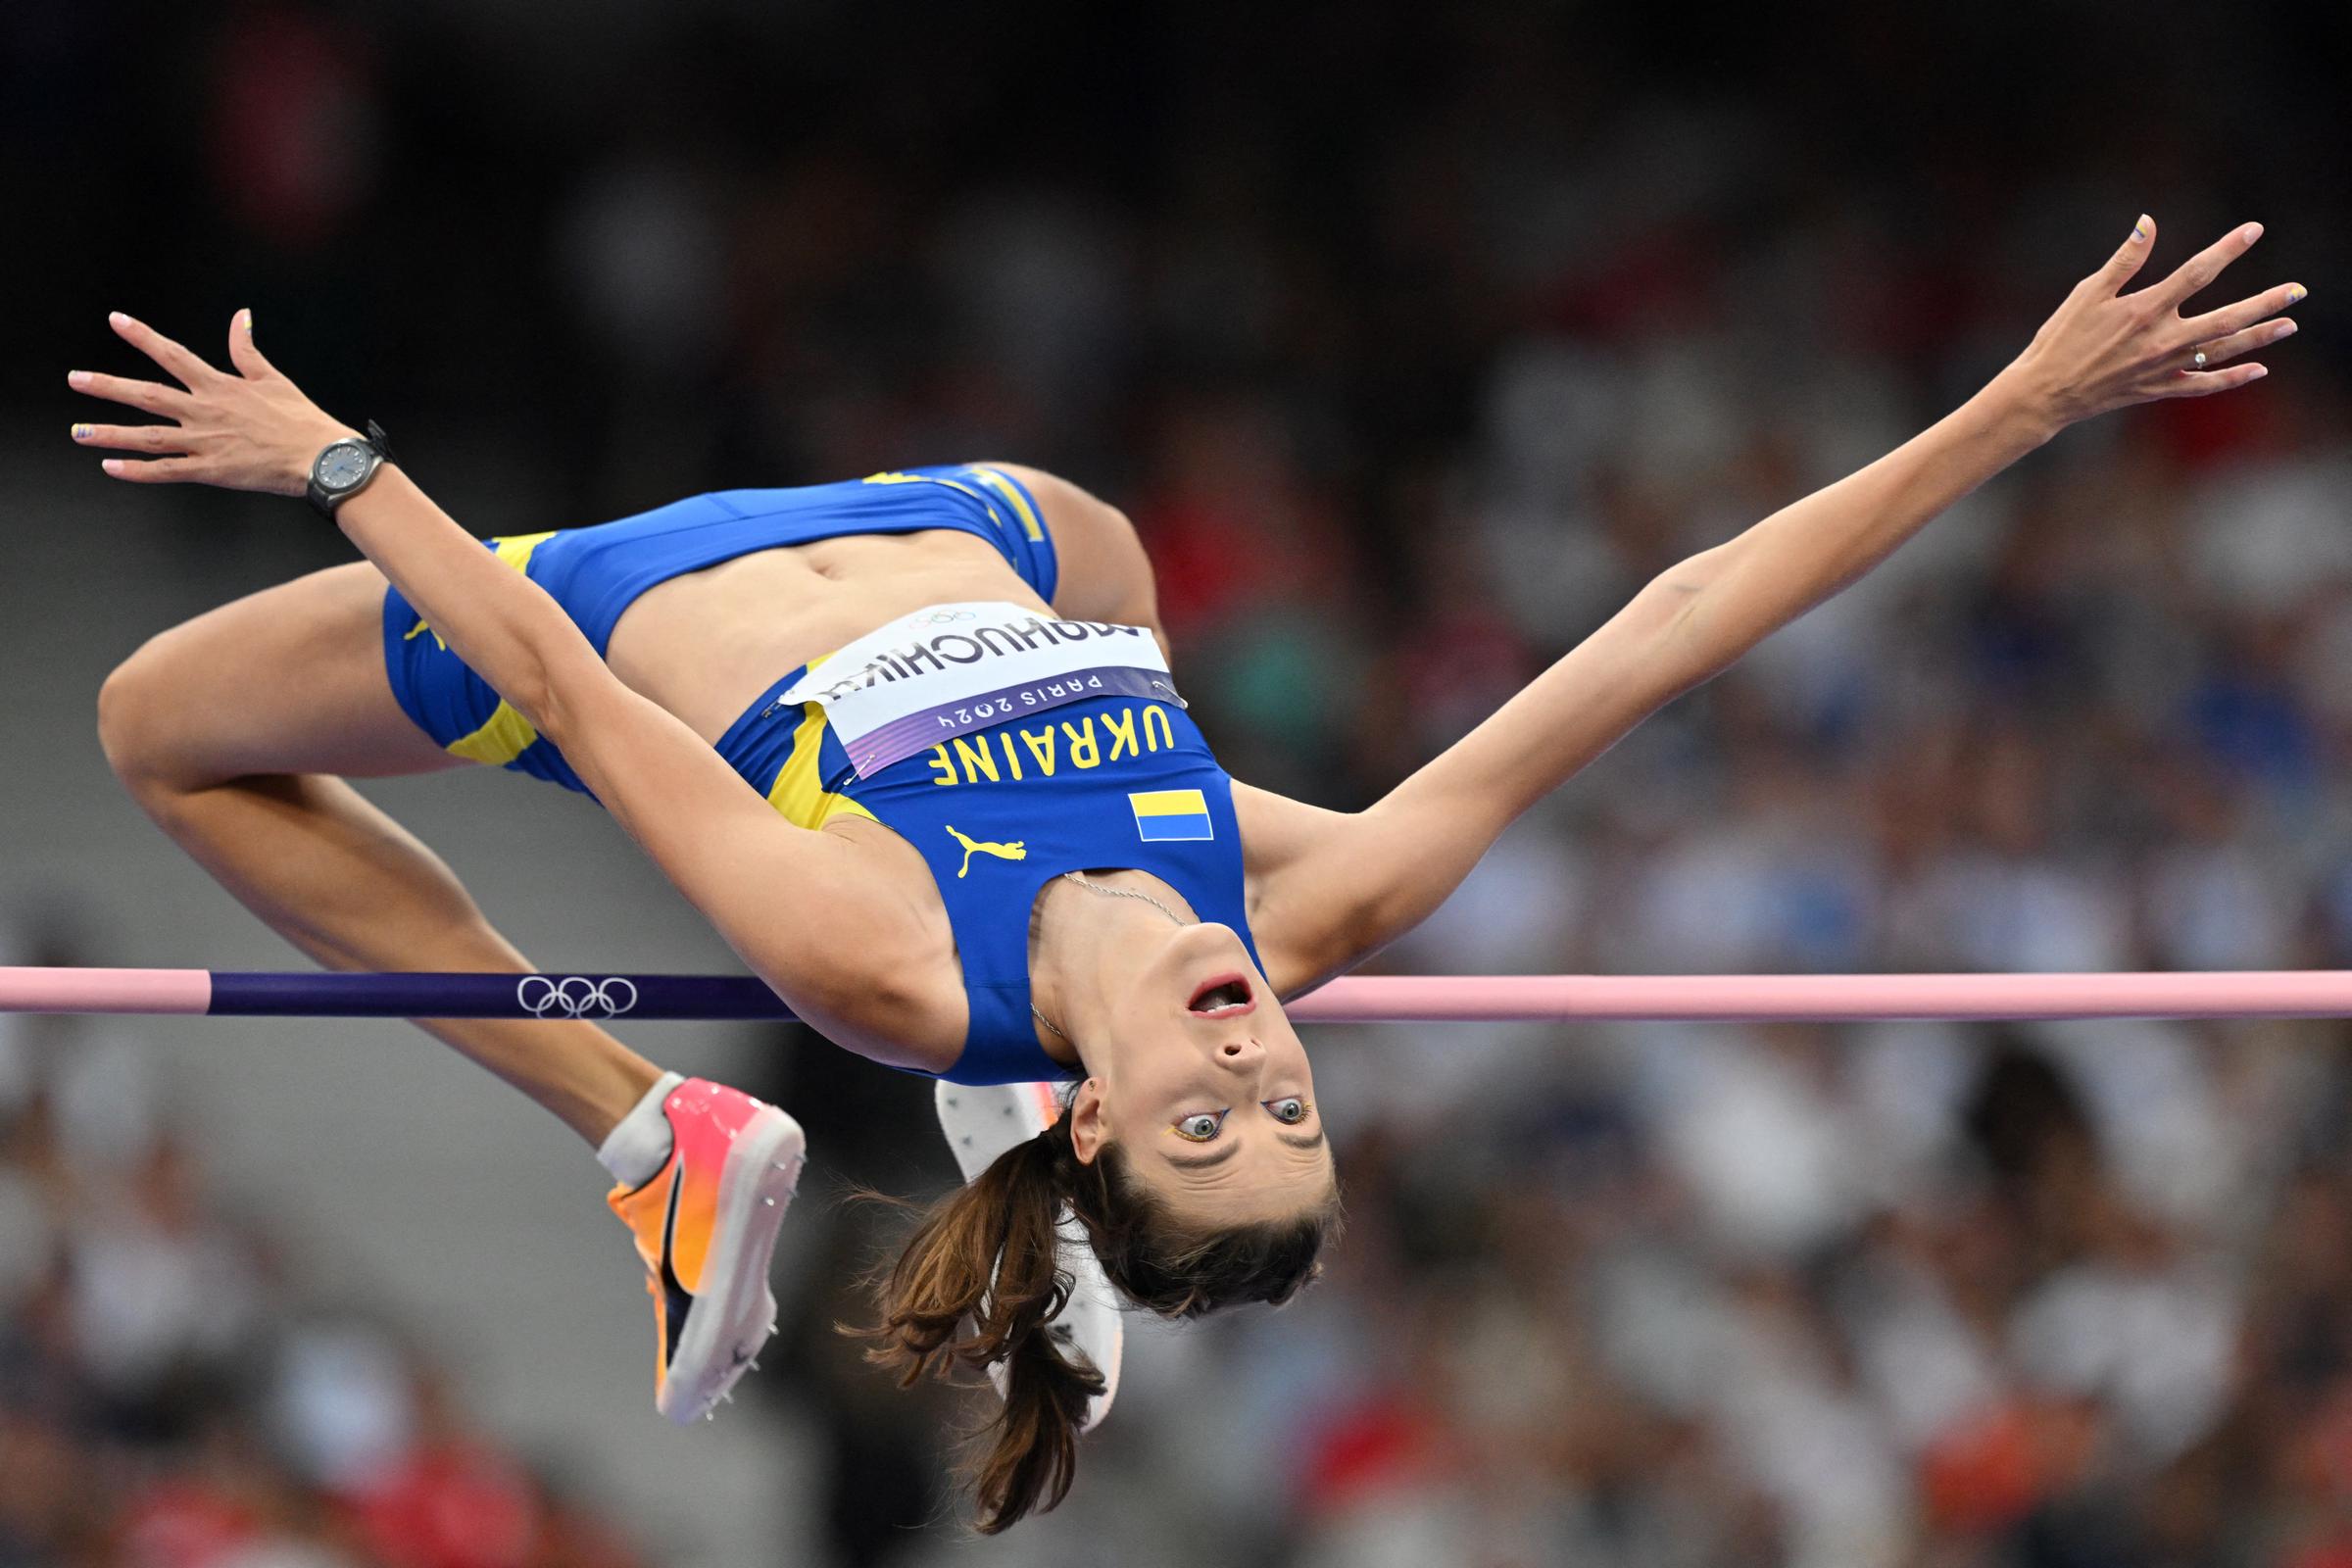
[5,2,2352,1564]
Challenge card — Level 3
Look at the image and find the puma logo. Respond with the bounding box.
[946,824,1027,878]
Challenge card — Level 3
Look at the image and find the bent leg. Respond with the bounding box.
[99,560,659,1144]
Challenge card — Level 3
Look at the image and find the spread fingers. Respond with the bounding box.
[66,368,190,416]
[2144,222,2263,311]
[2180,281,2307,345]
[2180,318,2297,372]
[107,312,220,390]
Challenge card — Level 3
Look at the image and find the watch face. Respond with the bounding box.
[318,443,371,490]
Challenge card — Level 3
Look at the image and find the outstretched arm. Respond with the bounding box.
[70,312,924,1051]
[1270,217,2303,982]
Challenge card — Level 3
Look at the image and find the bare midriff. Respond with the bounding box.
[603,528,1053,744]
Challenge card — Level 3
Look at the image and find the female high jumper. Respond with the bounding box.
[72,216,2298,1530]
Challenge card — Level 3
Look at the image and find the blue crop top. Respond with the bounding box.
[716,604,1264,1085]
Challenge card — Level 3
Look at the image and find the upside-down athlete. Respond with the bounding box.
[72,217,2298,1529]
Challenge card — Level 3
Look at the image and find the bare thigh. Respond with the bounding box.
[104,560,466,790]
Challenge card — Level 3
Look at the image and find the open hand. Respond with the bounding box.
[2010,217,2303,429]
[68,311,354,497]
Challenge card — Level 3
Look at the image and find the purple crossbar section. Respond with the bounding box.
[209,972,794,1020]
[12,968,2352,1022]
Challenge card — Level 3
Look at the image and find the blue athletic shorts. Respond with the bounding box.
[380,465,1058,795]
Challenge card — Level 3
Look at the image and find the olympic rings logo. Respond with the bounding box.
[515,975,640,1018]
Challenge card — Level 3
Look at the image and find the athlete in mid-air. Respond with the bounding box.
[70,216,2297,1529]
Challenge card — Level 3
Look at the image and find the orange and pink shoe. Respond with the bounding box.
[608,1079,806,1424]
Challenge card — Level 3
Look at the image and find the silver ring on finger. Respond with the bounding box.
[2191,348,2209,370]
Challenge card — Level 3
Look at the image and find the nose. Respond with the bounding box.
[1217,1037,1264,1066]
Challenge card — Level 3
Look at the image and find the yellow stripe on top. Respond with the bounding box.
[763,652,875,831]
[765,706,876,829]
[437,532,558,766]
[966,466,1045,541]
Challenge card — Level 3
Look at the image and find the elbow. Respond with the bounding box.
[1647,581,1731,697]
[1650,536,1762,663]
[1642,548,1729,653]
[522,624,646,747]
[498,655,567,748]
[1639,566,1713,657]
[1656,538,1740,600]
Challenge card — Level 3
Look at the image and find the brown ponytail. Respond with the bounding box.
[852,1113,1105,1533]
[852,1108,1343,1533]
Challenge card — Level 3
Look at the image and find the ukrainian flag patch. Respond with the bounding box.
[1129,788,1213,842]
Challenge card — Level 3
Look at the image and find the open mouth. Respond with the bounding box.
[1187,973,1255,1018]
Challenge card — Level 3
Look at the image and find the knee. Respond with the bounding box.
[97,636,186,791]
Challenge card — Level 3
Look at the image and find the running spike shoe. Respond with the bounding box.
[933,1079,1124,1434]
[608,1078,805,1425]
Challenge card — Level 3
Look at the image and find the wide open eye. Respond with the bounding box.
[1174,1110,1226,1142]
[1265,1097,1310,1125]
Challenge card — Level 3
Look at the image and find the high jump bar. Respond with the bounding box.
[7,968,2352,1023]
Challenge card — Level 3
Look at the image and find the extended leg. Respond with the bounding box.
[97,560,658,1144]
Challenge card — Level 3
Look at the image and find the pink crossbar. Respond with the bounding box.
[0,967,212,1014]
[1285,971,2352,1022]
[9,966,2352,1022]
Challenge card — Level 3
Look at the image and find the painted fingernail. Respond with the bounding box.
[71,423,91,441]
[2289,284,2307,304]
[238,308,253,333]
[2132,216,2149,243]
[67,369,90,388]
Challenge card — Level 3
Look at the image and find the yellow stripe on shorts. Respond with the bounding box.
[437,532,558,766]
[447,703,543,767]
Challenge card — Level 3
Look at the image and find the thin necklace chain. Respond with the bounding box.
[1059,869,1191,925]
[1030,871,1190,1043]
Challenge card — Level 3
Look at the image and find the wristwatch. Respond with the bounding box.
[307,420,395,519]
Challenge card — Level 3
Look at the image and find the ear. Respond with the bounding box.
[1067,1077,1108,1165]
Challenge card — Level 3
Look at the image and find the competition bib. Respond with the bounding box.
[783,602,1184,778]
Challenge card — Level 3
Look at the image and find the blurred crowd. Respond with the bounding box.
[13,0,2352,1565]
[0,924,646,1568]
